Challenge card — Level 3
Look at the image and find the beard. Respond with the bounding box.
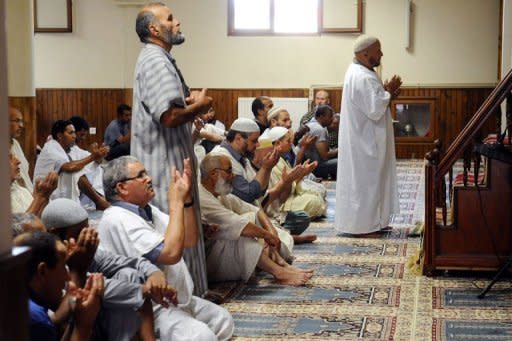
[215,177,233,196]
[162,27,186,46]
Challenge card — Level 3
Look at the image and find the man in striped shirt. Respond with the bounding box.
[131,2,212,296]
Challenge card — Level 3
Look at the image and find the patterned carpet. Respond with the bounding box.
[211,159,512,340]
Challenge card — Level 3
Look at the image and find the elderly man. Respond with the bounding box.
[34,120,110,209]
[9,106,33,192]
[304,105,338,179]
[14,231,103,341]
[199,154,313,285]
[10,152,58,215]
[300,89,330,126]
[252,96,274,134]
[335,35,402,236]
[132,1,211,296]
[97,156,234,340]
[39,198,177,341]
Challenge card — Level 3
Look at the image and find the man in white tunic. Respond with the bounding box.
[98,156,233,341]
[335,35,402,235]
[199,154,313,285]
[9,107,33,193]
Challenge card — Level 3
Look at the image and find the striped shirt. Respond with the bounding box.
[131,43,208,296]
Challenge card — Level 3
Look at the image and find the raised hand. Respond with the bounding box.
[72,273,104,331]
[66,228,99,272]
[301,160,318,176]
[384,75,402,99]
[33,171,58,198]
[186,88,213,115]
[261,148,280,170]
[90,142,109,161]
[299,135,317,148]
[168,159,193,206]
[282,165,303,184]
[143,271,178,308]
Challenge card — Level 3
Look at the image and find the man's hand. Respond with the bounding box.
[281,165,303,184]
[186,88,213,116]
[143,271,178,308]
[33,171,58,198]
[294,125,310,145]
[260,148,280,170]
[263,231,281,250]
[90,142,110,161]
[301,160,318,176]
[66,228,99,272]
[69,273,104,331]
[384,75,402,99]
[299,135,317,149]
[203,223,219,239]
[168,158,193,207]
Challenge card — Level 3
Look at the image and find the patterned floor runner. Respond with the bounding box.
[212,159,512,340]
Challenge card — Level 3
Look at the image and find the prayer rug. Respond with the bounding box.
[211,159,512,340]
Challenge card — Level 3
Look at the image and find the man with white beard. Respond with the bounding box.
[199,154,313,285]
[335,35,402,236]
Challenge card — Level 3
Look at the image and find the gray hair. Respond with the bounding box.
[12,212,39,237]
[135,2,166,43]
[200,154,224,182]
[102,155,140,202]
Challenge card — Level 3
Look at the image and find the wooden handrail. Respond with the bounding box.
[435,69,512,179]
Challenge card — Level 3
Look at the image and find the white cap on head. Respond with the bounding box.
[266,126,289,142]
[230,118,260,133]
[267,107,287,121]
[41,198,88,229]
[353,35,378,53]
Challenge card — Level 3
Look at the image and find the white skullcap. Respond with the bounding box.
[266,126,289,142]
[41,198,88,229]
[267,107,287,121]
[257,130,273,149]
[353,35,378,53]
[230,118,260,133]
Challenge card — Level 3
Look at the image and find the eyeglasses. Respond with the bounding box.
[215,167,233,175]
[10,119,24,124]
[118,170,149,183]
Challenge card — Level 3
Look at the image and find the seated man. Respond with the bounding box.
[14,231,103,341]
[327,113,340,150]
[10,152,57,215]
[69,116,107,211]
[98,156,234,341]
[252,96,274,134]
[33,120,110,209]
[104,103,132,161]
[212,118,295,259]
[9,106,33,193]
[40,198,177,341]
[267,127,326,220]
[199,154,313,285]
[299,89,331,126]
[304,105,338,179]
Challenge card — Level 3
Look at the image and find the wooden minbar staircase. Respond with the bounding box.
[422,69,512,275]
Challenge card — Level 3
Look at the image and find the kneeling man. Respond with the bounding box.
[199,154,313,286]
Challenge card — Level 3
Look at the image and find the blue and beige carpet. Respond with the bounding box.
[212,160,512,340]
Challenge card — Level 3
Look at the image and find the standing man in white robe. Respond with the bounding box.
[335,35,402,235]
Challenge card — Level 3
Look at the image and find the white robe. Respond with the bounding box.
[97,205,234,341]
[69,146,104,211]
[198,184,262,282]
[33,139,83,202]
[335,62,399,234]
[11,138,33,193]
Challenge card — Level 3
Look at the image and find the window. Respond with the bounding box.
[228,0,362,36]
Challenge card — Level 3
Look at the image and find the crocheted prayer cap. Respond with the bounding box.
[41,198,88,229]
[353,35,378,53]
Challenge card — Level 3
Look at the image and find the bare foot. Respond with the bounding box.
[293,234,317,244]
[282,262,314,274]
[274,268,311,286]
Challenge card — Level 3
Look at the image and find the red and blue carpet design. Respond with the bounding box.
[212,160,512,340]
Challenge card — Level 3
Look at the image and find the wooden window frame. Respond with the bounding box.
[390,97,437,143]
[227,0,362,36]
[34,0,72,33]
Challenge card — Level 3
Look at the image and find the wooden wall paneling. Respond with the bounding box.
[8,96,36,176]
[35,87,494,160]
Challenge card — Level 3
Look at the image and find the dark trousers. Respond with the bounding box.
[313,158,337,180]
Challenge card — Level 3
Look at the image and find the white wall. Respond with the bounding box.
[33,0,500,89]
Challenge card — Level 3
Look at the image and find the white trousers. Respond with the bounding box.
[154,296,234,341]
